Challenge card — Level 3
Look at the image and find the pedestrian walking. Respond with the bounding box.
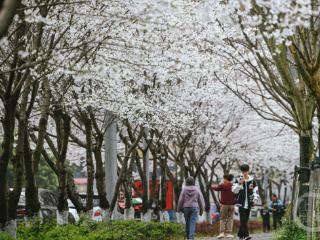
[212,174,236,239]
[232,164,260,240]
[270,194,285,230]
[260,202,270,233]
[177,176,205,240]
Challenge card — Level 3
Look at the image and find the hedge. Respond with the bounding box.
[0,219,184,240]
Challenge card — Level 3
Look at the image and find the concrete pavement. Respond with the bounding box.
[197,233,273,240]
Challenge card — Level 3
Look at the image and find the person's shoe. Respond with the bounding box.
[244,237,252,240]
[217,233,225,239]
[225,234,234,238]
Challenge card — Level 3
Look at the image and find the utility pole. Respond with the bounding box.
[142,127,151,221]
[104,111,118,219]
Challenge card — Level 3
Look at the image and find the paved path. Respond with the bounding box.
[197,233,273,240]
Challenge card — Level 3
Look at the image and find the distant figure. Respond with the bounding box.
[260,201,270,233]
[177,176,205,240]
[270,194,284,230]
[212,174,235,239]
[232,164,260,240]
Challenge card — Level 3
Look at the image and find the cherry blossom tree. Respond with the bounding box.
[0,0,311,235]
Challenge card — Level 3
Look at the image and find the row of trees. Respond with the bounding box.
[205,1,320,238]
[0,0,305,237]
[0,0,248,233]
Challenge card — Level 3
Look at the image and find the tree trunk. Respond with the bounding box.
[124,156,134,217]
[24,133,41,218]
[210,188,220,211]
[160,156,167,210]
[295,130,314,223]
[0,100,17,229]
[268,180,273,201]
[8,96,27,223]
[33,78,50,173]
[31,132,85,213]
[67,171,85,212]
[7,155,23,221]
[0,0,19,39]
[94,145,109,210]
[109,132,143,213]
[142,138,150,215]
[84,118,94,212]
[54,110,71,225]
[299,130,313,168]
[151,151,157,209]
[198,174,210,223]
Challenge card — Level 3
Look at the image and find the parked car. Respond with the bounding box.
[16,188,57,222]
[68,193,103,222]
[69,192,134,221]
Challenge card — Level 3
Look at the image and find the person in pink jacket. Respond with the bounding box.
[177,177,205,240]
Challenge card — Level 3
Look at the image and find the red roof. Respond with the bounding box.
[74,178,87,185]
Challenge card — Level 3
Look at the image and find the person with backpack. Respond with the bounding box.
[177,176,205,240]
[212,174,236,239]
[270,193,285,230]
[232,164,260,240]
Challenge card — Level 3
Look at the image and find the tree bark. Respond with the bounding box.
[142,133,150,214]
[0,0,19,39]
[33,78,50,173]
[7,89,29,222]
[150,149,158,209]
[21,81,40,219]
[24,133,41,218]
[299,129,313,167]
[299,130,313,168]
[84,117,94,211]
[159,155,167,210]
[93,145,109,210]
[0,100,16,228]
[66,170,85,212]
[53,110,71,222]
[298,130,313,216]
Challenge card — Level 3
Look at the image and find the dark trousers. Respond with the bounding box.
[238,207,251,238]
[262,215,270,232]
[183,207,198,240]
[134,211,141,219]
[273,212,282,230]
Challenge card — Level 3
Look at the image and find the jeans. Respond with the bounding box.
[183,207,198,240]
[238,207,251,238]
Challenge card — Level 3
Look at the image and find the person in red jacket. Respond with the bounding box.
[212,174,235,239]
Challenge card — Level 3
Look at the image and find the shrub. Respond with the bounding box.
[0,232,14,240]
[17,217,57,240]
[87,221,184,240]
[14,220,184,240]
[274,221,307,240]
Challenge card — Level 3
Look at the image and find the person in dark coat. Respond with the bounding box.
[270,193,285,230]
[232,164,260,240]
